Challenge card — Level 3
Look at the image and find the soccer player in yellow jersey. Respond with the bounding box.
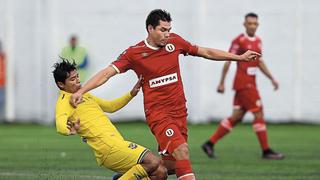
[53,59,167,180]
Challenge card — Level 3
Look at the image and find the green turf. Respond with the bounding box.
[0,122,319,180]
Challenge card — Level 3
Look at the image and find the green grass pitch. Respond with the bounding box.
[0,122,319,180]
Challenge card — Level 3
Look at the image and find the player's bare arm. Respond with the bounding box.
[217,61,232,93]
[70,65,117,107]
[258,59,279,90]
[197,47,260,62]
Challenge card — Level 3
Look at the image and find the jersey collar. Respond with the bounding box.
[244,32,257,41]
[144,39,160,50]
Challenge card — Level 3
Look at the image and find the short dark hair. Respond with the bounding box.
[146,9,172,32]
[245,12,258,20]
[52,58,77,88]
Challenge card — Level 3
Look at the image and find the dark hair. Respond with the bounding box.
[52,57,77,88]
[146,9,172,32]
[245,12,258,20]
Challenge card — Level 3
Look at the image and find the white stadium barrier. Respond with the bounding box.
[0,0,319,124]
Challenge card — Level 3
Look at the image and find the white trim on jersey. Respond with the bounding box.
[144,39,160,50]
[111,64,120,74]
[244,32,257,41]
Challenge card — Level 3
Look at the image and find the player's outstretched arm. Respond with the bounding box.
[197,47,260,62]
[258,59,279,90]
[217,61,231,94]
[94,76,144,113]
[70,65,117,107]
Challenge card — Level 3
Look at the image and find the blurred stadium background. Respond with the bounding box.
[0,0,319,179]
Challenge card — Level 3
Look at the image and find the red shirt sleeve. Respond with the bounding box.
[111,49,132,73]
[173,33,198,56]
[229,38,240,55]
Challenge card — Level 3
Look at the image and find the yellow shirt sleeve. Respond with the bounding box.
[90,92,133,113]
[55,96,75,135]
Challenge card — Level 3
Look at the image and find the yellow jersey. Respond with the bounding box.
[55,90,133,165]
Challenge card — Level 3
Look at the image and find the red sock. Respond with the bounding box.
[209,118,235,144]
[253,118,269,150]
[175,160,194,179]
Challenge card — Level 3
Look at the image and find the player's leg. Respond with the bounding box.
[103,141,165,180]
[201,91,246,158]
[172,143,195,180]
[140,152,168,180]
[119,153,167,180]
[153,119,195,179]
[252,110,284,160]
[245,88,284,160]
[201,109,245,158]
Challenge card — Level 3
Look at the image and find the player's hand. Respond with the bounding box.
[130,75,144,97]
[70,92,83,108]
[67,118,80,135]
[239,50,261,61]
[217,84,225,93]
[271,79,279,91]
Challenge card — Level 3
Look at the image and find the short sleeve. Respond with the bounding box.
[111,49,132,73]
[173,33,198,56]
[229,38,240,55]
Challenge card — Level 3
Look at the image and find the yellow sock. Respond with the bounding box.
[118,164,149,180]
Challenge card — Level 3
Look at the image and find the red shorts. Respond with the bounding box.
[233,87,262,113]
[146,107,188,161]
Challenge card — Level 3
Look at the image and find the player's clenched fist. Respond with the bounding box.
[240,50,261,61]
[70,92,83,108]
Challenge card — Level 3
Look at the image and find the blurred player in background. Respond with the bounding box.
[61,35,89,83]
[202,12,284,160]
[69,9,260,180]
[0,41,6,121]
[53,59,167,180]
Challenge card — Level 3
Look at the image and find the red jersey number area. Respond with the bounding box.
[230,33,262,90]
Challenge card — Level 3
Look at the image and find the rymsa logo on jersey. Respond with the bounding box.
[149,73,178,88]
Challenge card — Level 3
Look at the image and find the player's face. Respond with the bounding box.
[149,20,171,47]
[244,17,259,37]
[61,70,81,93]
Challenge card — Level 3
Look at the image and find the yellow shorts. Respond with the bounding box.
[102,140,149,173]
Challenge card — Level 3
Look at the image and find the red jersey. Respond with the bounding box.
[112,33,198,113]
[0,53,5,88]
[229,33,262,90]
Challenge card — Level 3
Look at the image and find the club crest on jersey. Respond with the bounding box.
[165,43,175,52]
[165,128,174,137]
[128,143,138,149]
[149,73,178,88]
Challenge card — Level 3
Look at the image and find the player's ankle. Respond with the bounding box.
[205,140,214,147]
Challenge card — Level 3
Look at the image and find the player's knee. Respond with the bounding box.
[153,165,168,180]
[172,143,189,160]
[254,110,264,119]
[141,152,160,174]
[162,159,176,175]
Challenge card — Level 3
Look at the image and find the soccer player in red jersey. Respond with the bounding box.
[202,13,284,160]
[70,9,260,180]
